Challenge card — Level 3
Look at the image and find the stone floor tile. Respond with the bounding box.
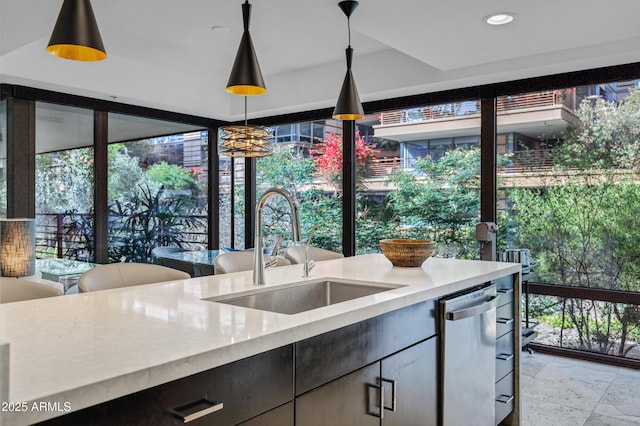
[597,375,640,417]
[584,413,640,425]
[535,360,616,386]
[521,374,608,412]
[554,356,625,375]
[521,398,591,426]
[593,403,640,425]
[615,367,640,380]
[520,352,640,426]
[521,352,548,377]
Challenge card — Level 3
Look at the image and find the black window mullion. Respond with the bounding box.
[342,120,356,257]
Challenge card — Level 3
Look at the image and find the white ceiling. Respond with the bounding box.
[2,0,640,122]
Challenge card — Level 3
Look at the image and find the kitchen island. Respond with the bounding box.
[0,254,521,425]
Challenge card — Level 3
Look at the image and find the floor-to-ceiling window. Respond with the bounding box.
[254,119,343,252]
[107,114,207,263]
[498,82,640,361]
[35,102,95,261]
[365,100,482,258]
[218,155,233,248]
[216,155,247,250]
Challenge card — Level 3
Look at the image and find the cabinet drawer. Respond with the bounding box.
[238,402,293,426]
[295,299,436,395]
[495,372,514,425]
[495,332,514,382]
[493,275,514,307]
[496,303,514,338]
[295,362,380,426]
[39,345,294,426]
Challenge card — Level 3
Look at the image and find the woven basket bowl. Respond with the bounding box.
[379,239,436,267]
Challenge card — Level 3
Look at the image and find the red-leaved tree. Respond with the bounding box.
[310,131,377,190]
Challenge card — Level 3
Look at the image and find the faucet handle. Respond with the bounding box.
[303,260,315,277]
[264,255,279,268]
[271,234,284,257]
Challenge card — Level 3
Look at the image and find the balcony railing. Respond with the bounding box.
[362,157,405,178]
[525,280,640,367]
[499,148,555,173]
[35,212,208,262]
[357,149,555,180]
[379,90,575,126]
[379,101,480,125]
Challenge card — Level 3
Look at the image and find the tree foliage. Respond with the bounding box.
[387,148,481,258]
[310,131,377,190]
[256,146,343,251]
[555,88,640,170]
[36,148,94,214]
[35,141,206,262]
[508,88,640,356]
[108,183,205,263]
[146,161,198,192]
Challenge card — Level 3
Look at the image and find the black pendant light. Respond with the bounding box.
[226,0,266,96]
[47,0,107,61]
[220,1,272,157]
[333,0,364,121]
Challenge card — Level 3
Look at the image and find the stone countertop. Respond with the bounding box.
[0,254,520,425]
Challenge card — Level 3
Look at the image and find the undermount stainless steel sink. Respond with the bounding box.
[205,279,403,315]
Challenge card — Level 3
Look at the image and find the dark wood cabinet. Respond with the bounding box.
[38,345,294,426]
[296,337,438,426]
[238,402,294,426]
[296,362,380,426]
[381,338,438,426]
[295,299,437,395]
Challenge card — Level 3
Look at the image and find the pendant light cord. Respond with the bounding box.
[244,96,248,126]
[347,17,351,47]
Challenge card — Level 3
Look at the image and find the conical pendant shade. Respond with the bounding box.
[333,69,364,120]
[333,47,364,120]
[47,0,107,61]
[226,1,266,96]
[333,1,364,120]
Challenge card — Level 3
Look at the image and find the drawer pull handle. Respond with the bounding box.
[380,377,397,412]
[497,318,514,325]
[497,288,514,295]
[496,353,514,361]
[496,394,514,404]
[169,398,223,423]
[446,296,498,321]
[366,383,384,419]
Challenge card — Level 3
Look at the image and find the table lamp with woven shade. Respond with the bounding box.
[0,219,36,277]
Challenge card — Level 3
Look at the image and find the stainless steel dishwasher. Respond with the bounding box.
[440,283,498,426]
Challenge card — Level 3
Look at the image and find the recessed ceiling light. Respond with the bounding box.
[211,25,230,33]
[484,13,514,26]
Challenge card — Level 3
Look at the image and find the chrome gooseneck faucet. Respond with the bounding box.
[254,187,301,285]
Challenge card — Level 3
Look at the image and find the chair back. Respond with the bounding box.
[78,263,190,293]
[214,251,291,274]
[284,246,344,264]
[0,278,63,303]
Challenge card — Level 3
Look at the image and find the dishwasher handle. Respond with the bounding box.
[445,295,498,321]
